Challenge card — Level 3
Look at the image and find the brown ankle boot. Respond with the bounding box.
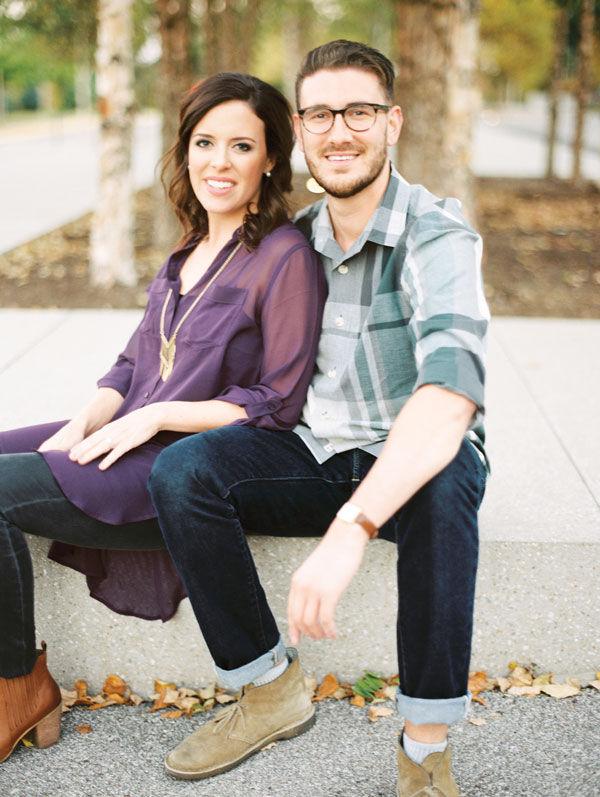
[0,642,62,763]
[397,733,460,796]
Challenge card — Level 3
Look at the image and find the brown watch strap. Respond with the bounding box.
[354,512,379,540]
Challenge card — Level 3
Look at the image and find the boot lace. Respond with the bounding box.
[211,700,246,736]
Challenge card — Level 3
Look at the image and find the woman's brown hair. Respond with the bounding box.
[162,72,294,250]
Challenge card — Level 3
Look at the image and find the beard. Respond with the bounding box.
[304,138,389,199]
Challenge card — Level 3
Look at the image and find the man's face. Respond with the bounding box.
[294,68,402,199]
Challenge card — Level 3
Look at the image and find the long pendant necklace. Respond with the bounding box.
[158,241,243,381]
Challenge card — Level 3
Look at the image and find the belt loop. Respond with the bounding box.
[351,449,360,483]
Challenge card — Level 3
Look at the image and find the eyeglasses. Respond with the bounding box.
[297,102,391,134]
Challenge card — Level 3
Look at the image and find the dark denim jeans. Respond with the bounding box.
[148,426,487,725]
[0,453,163,679]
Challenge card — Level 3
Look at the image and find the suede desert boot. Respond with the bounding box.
[165,648,315,780]
[397,734,460,797]
[0,643,62,763]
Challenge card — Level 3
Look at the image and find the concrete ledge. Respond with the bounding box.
[31,535,600,695]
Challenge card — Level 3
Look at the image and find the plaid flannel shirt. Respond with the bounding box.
[293,164,490,469]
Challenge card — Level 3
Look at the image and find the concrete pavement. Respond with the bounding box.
[0,310,598,694]
[0,691,599,796]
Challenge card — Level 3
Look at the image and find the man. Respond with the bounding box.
[149,39,489,796]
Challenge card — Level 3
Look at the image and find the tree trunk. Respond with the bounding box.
[572,0,594,183]
[394,0,479,223]
[238,0,260,72]
[154,0,193,251]
[546,6,568,179]
[90,0,136,287]
[221,0,239,71]
[204,0,222,74]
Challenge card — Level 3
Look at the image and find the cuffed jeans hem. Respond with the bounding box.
[396,689,472,725]
[214,636,288,691]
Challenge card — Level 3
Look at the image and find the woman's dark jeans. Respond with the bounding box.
[0,453,163,679]
[148,426,487,725]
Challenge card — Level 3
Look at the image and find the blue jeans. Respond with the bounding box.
[148,427,486,726]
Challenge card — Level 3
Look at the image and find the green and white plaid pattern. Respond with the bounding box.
[293,165,490,467]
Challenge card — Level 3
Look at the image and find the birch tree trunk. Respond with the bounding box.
[546,6,568,179]
[154,0,192,250]
[90,0,136,287]
[394,0,479,223]
[572,0,594,183]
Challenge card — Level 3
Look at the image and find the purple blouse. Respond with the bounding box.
[0,222,326,620]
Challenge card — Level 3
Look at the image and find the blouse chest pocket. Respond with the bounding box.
[179,284,248,347]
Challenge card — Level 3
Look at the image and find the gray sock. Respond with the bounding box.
[402,731,448,765]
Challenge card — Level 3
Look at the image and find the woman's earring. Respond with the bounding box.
[264,171,271,177]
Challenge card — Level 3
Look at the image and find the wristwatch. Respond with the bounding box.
[335,502,379,539]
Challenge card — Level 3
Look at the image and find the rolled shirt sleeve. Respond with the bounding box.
[215,244,326,430]
[96,322,142,398]
[401,202,490,420]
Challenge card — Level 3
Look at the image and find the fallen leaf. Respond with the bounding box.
[496,677,511,693]
[199,685,216,701]
[532,673,553,686]
[353,671,386,701]
[566,677,581,690]
[102,674,128,698]
[508,666,533,687]
[262,742,277,751]
[215,693,236,705]
[129,693,144,706]
[507,686,541,697]
[351,695,366,708]
[75,724,93,734]
[468,671,492,697]
[468,717,486,726]
[589,680,600,692]
[89,699,119,710]
[20,738,34,748]
[367,705,394,722]
[161,710,184,719]
[178,697,201,713]
[314,673,340,701]
[540,683,580,699]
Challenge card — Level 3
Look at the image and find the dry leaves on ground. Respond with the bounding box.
[59,662,600,723]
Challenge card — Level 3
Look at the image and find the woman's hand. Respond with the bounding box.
[38,420,87,453]
[287,520,369,644]
[68,405,164,470]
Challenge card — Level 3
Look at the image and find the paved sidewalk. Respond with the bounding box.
[1,691,599,797]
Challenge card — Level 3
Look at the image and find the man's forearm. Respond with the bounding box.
[348,384,477,531]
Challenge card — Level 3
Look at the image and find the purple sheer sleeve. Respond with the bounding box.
[215,244,326,430]
[96,323,142,398]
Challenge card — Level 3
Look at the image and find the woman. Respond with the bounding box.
[0,73,326,762]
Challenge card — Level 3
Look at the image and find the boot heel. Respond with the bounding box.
[31,703,62,749]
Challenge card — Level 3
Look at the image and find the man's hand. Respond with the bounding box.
[287,520,369,644]
[38,419,87,453]
[68,405,163,470]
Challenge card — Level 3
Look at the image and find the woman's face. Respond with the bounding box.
[187,100,275,226]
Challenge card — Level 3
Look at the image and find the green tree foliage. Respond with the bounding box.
[480,0,558,97]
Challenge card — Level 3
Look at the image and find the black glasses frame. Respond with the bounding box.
[297,102,391,133]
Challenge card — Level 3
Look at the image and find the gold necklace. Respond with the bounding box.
[158,241,243,381]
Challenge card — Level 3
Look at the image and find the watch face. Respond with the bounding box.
[338,503,360,523]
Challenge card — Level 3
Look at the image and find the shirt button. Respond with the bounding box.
[334,316,345,328]
[338,265,349,274]
[321,409,328,416]
[327,368,337,379]
[143,392,150,398]
[324,444,334,452]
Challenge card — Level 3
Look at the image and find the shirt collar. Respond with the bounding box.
[165,227,242,282]
[312,164,411,269]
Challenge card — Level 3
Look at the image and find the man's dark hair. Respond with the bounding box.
[295,39,395,108]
